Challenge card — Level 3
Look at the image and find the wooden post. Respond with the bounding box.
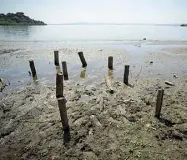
[123,65,130,85]
[108,56,113,70]
[56,72,63,98]
[54,50,59,66]
[29,60,37,77]
[155,89,164,118]
[78,52,87,67]
[62,61,68,80]
[57,97,69,131]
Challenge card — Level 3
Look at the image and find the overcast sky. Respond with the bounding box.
[0,0,187,24]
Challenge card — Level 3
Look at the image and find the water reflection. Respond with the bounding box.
[32,74,39,85]
[108,69,113,79]
[56,66,61,73]
[0,25,31,40]
[80,67,87,79]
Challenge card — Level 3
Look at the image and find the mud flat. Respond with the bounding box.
[0,41,187,159]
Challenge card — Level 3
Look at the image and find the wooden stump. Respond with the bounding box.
[29,60,37,77]
[123,65,130,85]
[108,56,113,70]
[155,88,164,118]
[56,72,63,98]
[57,97,69,131]
[78,52,87,67]
[62,61,68,80]
[54,50,59,66]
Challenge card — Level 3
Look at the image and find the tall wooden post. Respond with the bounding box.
[108,56,113,70]
[62,61,68,80]
[57,97,69,132]
[29,60,37,77]
[78,52,87,67]
[155,89,164,118]
[54,50,59,66]
[123,65,130,85]
[56,72,63,98]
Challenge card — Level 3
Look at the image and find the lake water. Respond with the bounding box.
[0,25,187,42]
[1,24,187,92]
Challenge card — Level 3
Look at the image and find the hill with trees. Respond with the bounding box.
[0,12,46,25]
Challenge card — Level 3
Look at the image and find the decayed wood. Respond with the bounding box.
[57,97,69,131]
[29,60,37,77]
[62,61,68,80]
[54,50,59,66]
[78,52,87,67]
[155,88,164,118]
[123,65,130,85]
[105,75,114,94]
[108,56,113,70]
[56,72,63,98]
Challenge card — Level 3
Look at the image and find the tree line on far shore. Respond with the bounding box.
[0,12,46,25]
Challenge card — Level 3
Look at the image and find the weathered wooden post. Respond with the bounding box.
[108,56,113,70]
[56,72,63,98]
[155,88,164,118]
[123,65,130,85]
[78,52,87,67]
[54,50,59,66]
[57,97,69,132]
[29,60,37,77]
[62,61,68,80]
[56,73,70,143]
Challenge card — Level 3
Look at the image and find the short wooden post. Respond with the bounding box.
[57,97,69,131]
[29,60,37,77]
[62,61,68,80]
[54,50,59,66]
[108,56,113,70]
[78,52,87,67]
[56,72,63,98]
[123,65,130,85]
[155,89,164,118]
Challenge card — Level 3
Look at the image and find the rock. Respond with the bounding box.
[90,115,102,127]
[0,78,6,92]
[150,61,153,64]
[165,81,174,86]
[143,38,146,40]
[173,74,178,78]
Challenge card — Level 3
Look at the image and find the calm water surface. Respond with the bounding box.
[0,25,187,42]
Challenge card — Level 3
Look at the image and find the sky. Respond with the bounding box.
[0,0,187,24]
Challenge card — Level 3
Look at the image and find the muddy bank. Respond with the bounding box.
[162,47,187,54]
[0,41,187,159]
[0,75,187,160]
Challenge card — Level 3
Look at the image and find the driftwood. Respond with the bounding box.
[105,75,114,94]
